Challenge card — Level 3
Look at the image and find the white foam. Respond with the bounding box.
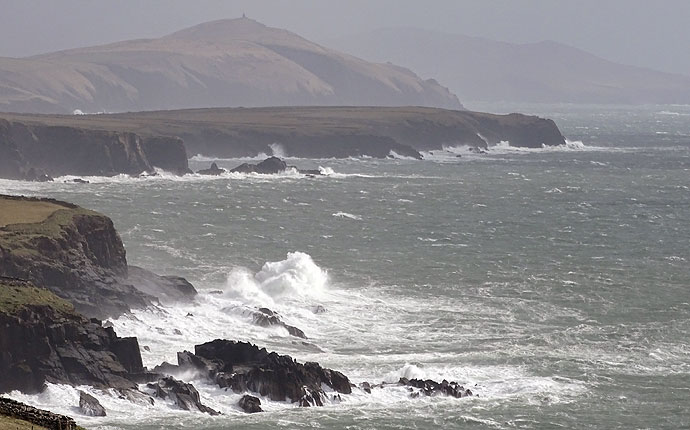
[332,211,363,220]
[269,143,286,158]
[388,150,418,160]
[230,251,328,301]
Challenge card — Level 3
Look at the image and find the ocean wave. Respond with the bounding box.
[223,251,328,305]
[332,211,363,220]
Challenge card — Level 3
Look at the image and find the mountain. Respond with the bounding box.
[327,28,690,105]
[0,18,461,114]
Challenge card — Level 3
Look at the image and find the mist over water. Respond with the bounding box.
[2,105,690,429]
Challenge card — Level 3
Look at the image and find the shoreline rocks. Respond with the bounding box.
[79,390,106,416]
[197,162,226,175]
[0,397,78,430]
[147,376,219,415]
[0,278,147,394]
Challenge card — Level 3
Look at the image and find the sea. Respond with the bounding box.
[1,103,689,429]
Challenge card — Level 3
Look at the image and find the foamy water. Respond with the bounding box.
[2,105,690,429]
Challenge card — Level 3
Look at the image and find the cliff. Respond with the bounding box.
[0,278,143,394]
[0,107,565,170]
[0,195,196,318]
[0,117,190,180]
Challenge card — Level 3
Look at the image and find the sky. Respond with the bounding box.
[1,0,689,76]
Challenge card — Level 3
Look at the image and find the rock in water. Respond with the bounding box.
[79,390,106,416]
[230,156,288,174]
[148,376,219,415]
[197,162,226,175]
[193,339,352,406]
[238,394,263,413]
[398,377,473,398]
[251,307,307,339]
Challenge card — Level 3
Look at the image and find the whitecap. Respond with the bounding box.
[332,211,362,220]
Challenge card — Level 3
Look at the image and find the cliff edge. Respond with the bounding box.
[0,195,197,318]
[0,118,190,180]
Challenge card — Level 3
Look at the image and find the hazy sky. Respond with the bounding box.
[1,0,689,76]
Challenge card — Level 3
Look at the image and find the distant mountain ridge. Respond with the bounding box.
[0,18,462,114]
[327,27,690,105]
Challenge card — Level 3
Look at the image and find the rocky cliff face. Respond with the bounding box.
[0,278,143,394]
[0,195,196,318]
[0,118,190,179]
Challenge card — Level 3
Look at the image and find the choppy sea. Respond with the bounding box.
[2,104,689,429]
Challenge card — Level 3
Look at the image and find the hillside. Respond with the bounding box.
[0,18,461,114]
[327,28,690,105]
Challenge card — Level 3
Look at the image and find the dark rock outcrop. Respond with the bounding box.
[0,397,78,430]
[238,394,262,413]
[398,377,473,398]
[251,307,307,339]
[153,340,352,407]
[196,162,226,175]
[79,390,106,416]
[230,157,324,177]
[195,340,352,406]
[0,195,197,319]
[147,376,219,415]
[0,278,145,394]
[230,156,288,174]
[0,118,190,180]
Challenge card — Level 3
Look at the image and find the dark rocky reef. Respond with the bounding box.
[0,397,79,430]
[0,194,197,318]
[229,156,322,177]
[0,117,190,180]
[0,277,145,394]
[156,340,352,407]
[398,377,473,398]
[147,376,219,415]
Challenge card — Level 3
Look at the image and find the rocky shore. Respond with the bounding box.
[0,194,475,424]
[0,106,566,180]
[0,397,80,430]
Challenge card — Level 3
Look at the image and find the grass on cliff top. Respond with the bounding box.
[0,283,76,315]
[0,414,49,430]
[0,199,64,228]
[0,196,101,256]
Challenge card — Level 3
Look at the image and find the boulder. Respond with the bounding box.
[197,162,226,175]
[238,394,262,413]
[79,390,106,416]
[147,376,219,415]
[251,307,307,339]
